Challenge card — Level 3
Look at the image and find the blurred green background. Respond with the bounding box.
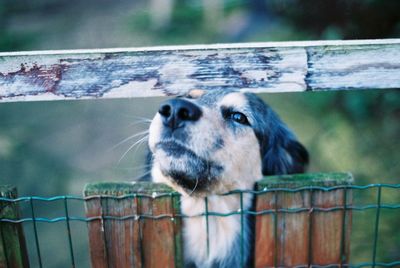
[0,0,399,267]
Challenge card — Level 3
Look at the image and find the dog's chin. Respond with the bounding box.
[162,169,211,195]
[154,140,223,195]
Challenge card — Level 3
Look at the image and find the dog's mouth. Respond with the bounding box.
[155,140,192,158]
[154,140,223,193]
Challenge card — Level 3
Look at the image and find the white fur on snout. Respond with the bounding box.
[148,113,162,153]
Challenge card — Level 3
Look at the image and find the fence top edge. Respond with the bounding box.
[257,172,354,189]
[83,181,176,197]
[1,183,400,202]
[0,185,17,198]
[1,38,399,57]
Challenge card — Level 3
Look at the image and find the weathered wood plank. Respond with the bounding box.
[84,182,182,268]
[0,39,399,102]
[275,189,311,266]
[311,187,352,265]
[84,194,108,268]
[0,185,29,268]
[254,173,353,267]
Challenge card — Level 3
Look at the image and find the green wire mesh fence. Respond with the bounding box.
[1,173,400,267]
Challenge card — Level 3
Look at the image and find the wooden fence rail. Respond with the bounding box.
[0,39,399,102]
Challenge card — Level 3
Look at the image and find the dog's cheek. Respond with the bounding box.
[212,130,263,192]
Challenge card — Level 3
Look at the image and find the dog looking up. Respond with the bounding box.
[148,89,308,267]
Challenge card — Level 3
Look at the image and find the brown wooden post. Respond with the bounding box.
[84,182,182,268]
[0,185,29,268]
[254,173,353,267]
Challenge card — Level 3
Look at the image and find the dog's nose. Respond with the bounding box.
[158,99,202,129]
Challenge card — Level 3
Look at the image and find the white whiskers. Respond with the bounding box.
[118,133,149,164]
[109,130,149,151]
[127,117,152,128]
[131,170,152,181]
[114,163,152,171]
[188,177,199,196]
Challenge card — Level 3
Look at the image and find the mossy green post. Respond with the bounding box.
[84,182,183,268]
[0,185,29,268]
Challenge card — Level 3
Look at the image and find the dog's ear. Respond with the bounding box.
[261,133,309,176]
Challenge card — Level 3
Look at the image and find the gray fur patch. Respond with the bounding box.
[156,141,224,191]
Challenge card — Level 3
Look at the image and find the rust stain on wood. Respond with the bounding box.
[254,191,276,267]
[0,62,65,94]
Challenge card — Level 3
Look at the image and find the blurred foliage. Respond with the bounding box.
[268,0,400,39]
[0,0,399,265]
[125,0,400,45]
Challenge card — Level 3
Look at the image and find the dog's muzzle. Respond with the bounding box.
[153,99,223,192]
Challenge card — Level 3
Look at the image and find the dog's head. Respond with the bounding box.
[148,90,308,196]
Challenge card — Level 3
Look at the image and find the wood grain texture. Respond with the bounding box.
[0,185,29,268]
[311,188,352,265]
[254,173,353,268]
[0,39,399,102]
[84,182,182,268]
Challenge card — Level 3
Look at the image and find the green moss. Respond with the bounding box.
[257,172,354,189]
[0,184,28,267]
[84,181,176,196]
[0,185,16,198]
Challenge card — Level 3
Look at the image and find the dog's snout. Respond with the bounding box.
[158,99,202,129]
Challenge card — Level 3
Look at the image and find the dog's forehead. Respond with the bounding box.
[194,90,244,107]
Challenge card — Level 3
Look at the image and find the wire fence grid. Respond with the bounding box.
[1,184,399,268]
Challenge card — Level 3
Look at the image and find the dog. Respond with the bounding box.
[148,89,308,267]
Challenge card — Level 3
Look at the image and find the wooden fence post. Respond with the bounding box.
[254,173,353,267]
[0,185,29,268]
[84,182,182,268]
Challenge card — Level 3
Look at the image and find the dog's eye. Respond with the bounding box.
[230,112,249,125]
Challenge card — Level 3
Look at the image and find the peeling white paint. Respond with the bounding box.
[0,53,103,73]
[307,45,400,89]
[0,92,67,102]
[103,79,163,98]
